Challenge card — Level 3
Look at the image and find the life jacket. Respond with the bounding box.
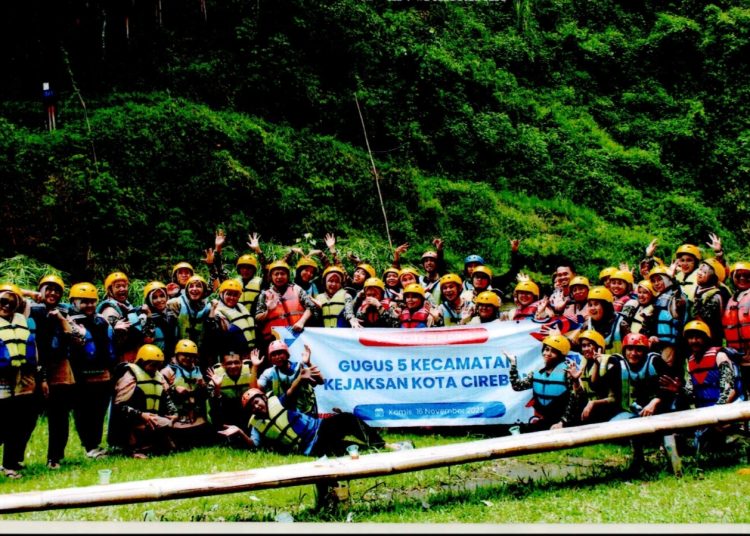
[141,311,177,357]
[169,362,203,391]
[239,276,263,311]
[261,285,305,340]
[628,304,654,335]
[688,347,722,408]
[613,293,633,314]
[176,294,210,344]
[126,363,164,412]
[652,288,684,345]
[439,300,464,326]
[512,302,539,321]
[213,361,253,399]
[317,289,349,328]
[29,303,70,363]
[676,269,699,303]
[722,289,750,352]
[531,360,569,418]
[399,307,430,329]
[0,313,36,369]
[248,395,302,451]
[68,313,116,374]
[267,364,318,416]
[96,298,134,320]
[578,354,616,399]
[619,352,660,410]
[217,302,256,348]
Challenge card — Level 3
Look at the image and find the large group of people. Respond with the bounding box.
[0,230,747,478]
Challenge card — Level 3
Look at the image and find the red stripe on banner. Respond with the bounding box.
[358,328,489,347]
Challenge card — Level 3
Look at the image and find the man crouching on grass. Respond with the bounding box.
[219,387,412,457]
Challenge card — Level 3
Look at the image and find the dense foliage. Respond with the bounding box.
[1,0,748,289]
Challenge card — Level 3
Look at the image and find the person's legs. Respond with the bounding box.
[314,413,385,456]
[46,384,75,465]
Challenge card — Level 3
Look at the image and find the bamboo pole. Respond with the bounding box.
[0,403,748,514]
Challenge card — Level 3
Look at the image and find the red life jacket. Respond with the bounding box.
[261,285,305,340]
[722,290,750,352]
[512,302,538,320]
[688,347,721,407]
[613,294,631,313]
[399,307,429,329]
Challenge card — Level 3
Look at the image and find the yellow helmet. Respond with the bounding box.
[323,265,346,281]
[364,277,385,291]
[143,281,167,301]
[398,266,420,280]
[104,271,128,290]
[219,279,243,294]
[356,264,377,279]
[598,267,617,282]
[236,254,259,270]
[588,286,614,303]
[171,262,195,278]
[701,258,726,283]
[472,265,493,279]
[174,339,199,356]
[382,266,399,278]
[636,280,655,296]
[542,334,571,356]
[569,276,590,289]
[135,344,165,364]
[402,283,426,298]
[648,264,673,280]
[475,291,501,308]
[683,320,711,339]
[610,270,634,285]
[514,280,540,299]
[267,260,291,275]
[675,244,702,261]
[730,261,750,278]
[0,283,23,302]
[296,256,319,270]
[185,275,209,297]
[439,273,463,288]
[69,282,99,301]
[38,274,65,293]
[577,329,605,350]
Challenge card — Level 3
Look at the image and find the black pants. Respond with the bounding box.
[2,394,41,469]
[73,381,112,452]
[46,383,76,463]
[312,413,385,457]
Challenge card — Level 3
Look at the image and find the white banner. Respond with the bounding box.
[274,320,578,427]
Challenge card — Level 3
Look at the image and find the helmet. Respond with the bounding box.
[242,388,266,409]
[475,291,500,308]
[609,270,634,285]
[296,257,319,270]
[636,280,654,295]
[323,265,346,282]
[267,260,291,275]
[675,244,702,261]
[356,264,377,279]
[171,262,195,278]
[542,334,571,356]
[421,250,438,261]
[684,320,711,339]
[648,265,673,280]
[382,267,399,278]
[701,258,726,283]
[143,281,167,301]
[185,275,209,297]
[599,267,617,282]
[364,277,386,291]
[402,283,426,297]
[464,254,485,266]
[730,261,750,276]
[439,273,462,288]
[135,344,165,364]
[104,271,128,290]
[0,283,23,302]
[622,332,650,349]
[569,276,590,289]
[236,254,259,270]
[588,286,614,304]
[219,279,243,294]
[398,266,420,280]
[69,282,99,301]
[174,339,199,356]
[472,265,493,279]
[38,274,65,293]
[268,339,290,356]
[577,329,605,350]
[514,280,540,299]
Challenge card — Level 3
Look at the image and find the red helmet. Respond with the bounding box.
[622,332,649,349]
[268,340,290,356]
[242,388,265,409]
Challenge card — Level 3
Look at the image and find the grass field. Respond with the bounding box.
[0,414,749,525]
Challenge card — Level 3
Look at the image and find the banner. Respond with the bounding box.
[274,319,579,427]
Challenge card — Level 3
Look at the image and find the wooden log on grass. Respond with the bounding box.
[0,402,749,514]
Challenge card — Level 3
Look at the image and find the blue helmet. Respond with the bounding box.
[464,254,485,266]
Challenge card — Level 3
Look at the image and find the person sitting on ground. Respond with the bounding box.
[108,344,178,459]
[206,348,256,436]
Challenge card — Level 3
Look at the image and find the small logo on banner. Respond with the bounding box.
[358,327,489,347]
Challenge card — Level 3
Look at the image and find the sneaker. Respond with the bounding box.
[3,468,22,479]
[47,461,61,470]
[86,448,107,459]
